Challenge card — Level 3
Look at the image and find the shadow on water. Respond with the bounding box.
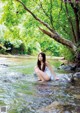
[0,55,80,113]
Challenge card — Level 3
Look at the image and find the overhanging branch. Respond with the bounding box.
[39,27,77,52]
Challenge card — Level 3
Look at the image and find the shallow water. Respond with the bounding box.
[0,55,80,113]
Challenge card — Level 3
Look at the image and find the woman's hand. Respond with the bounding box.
[55,76,59,80]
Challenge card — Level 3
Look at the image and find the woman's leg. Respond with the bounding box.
[34,66,41,81]
[35,67,50,81]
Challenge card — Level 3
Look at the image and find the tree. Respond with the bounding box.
[15,0,80,59]
[1,0,80,60]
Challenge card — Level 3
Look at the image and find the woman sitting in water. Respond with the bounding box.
[34,52,59,82]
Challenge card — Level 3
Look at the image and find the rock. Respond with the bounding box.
[58,64,72,71]
[58,63,80,72]
[74,94,80,99]
[74,72,80,78]
[36,101,64,113]
[0,64,8,67]
[3,78,12,83]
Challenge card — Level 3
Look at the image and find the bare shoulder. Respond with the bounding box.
[46,61,53,69]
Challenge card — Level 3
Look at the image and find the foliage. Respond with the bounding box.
[0,43,6,54]
[0,0,79,61]
[59,45,75,61]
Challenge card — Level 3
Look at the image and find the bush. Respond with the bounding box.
[59,45,75,61]
[0,48,6,54]
[0,43,6,54]
[19,43,26,54]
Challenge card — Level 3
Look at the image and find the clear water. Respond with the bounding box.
[0,55,80,113]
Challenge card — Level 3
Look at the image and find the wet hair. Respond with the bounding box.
[37,52,46,71]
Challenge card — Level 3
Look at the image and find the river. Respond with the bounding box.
[0,55,80,113]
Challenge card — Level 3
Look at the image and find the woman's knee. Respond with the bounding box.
[35,67,40,73]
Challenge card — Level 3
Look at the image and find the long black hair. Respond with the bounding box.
[37,52,46,71]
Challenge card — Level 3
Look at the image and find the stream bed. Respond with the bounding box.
[0,55,80,113]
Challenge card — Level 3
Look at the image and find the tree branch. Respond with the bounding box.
[39,27,77,52]
[65,3,76,43]
[39,0,50,19]
[16,0,55,33]
[49,0,54,29]
[70,3,80,42]
[39,0,55,29]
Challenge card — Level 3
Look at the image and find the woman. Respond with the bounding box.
[34,52,59,82]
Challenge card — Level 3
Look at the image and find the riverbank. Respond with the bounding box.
[0,54,66,61]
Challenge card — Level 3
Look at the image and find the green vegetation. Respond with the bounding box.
[0,0,80,61]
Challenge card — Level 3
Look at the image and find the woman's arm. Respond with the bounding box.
[46,61,59,80]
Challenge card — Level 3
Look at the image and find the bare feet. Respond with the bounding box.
[55,77,59,80]
[38,79,41,81]
[38,77,41,81]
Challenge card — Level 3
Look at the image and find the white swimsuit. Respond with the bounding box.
[44,66,54,80]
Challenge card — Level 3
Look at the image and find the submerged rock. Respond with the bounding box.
[36,101,64,113]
